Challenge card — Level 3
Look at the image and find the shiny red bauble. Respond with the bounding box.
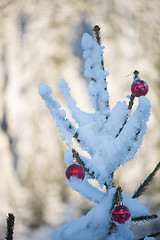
[131,79,149,97]
[111,205,131,224]
[65,164,85,180]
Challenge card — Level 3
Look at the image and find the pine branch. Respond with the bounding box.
[108,222,117,236]
[39,83,77,144]
[131,214,158,223]
[59,78,94,128]
[93,25,104,70]
[93,25,101,46]
[108,187,122,235]
[128,70,139,111]
[133,162,160,199]
[128,127,141,152]
[73,132,80,142]
[72,149,108,188]
[93,25,109,109]
[137,232,160,240]
[72,149,95,178]
[116,70,139,138]
[110,187,123,212]
[5,213,15,240]
[128,94,135,110]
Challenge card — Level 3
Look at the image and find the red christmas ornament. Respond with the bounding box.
[112,205,131,224]
[65,164,85,180]
[131,79,149,97]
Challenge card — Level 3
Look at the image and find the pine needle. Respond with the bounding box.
[72,149,95,178]
[5,213,15,240]
[93,25,101,46]
[133,162,160,199]
[128,94,135,110]
[110,186,123,212]
[131,214,158,223]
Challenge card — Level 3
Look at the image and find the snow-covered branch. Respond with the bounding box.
[82,33,110,118]
[116,96,151,165]
[67,179,105,204]
[39,83,77,146]
[39,28,156,240]
[59,78,94,127]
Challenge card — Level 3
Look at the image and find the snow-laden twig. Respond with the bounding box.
[116,96,151,165]
[59,79,94,127]
[82,33,110,117]
[39,83,77,146]
[67,178,105,204]
[131,214,158,223]
[107,101,130,138]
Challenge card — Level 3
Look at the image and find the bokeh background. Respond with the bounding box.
[0,0,160,239]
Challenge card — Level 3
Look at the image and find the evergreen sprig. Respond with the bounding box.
[116,70,139,138]
[128,94,135,111]
[93,25,102,46]
[93,25,109,110]
[133,162,160,199]
[72,149,95,178]
[5,213,15,240]
[72,148,108,188]
[93,25,105,70]
[131,214,158,223]
[137,232,160,240]
[110,187,123,212]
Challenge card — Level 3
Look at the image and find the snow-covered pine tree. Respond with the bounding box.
[39,26,160,240]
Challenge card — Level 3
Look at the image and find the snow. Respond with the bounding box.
[39,82,76,146]
[81,33,93,50]
[39,32,152,240]
[67,178,105,204]
[54,189,141,240]
[59,78,94,126]
[144,238,155,240]
[39,83,53,96]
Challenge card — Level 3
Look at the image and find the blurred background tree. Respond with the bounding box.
[0,0,159,239]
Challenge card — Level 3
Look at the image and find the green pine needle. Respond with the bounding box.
[131,214,158,223]
[72,149,96,179]
[5,213,15,240]
[133,162,160,199]
[110,187,123,212]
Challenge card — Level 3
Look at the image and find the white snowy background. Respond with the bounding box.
[0,0,160,239]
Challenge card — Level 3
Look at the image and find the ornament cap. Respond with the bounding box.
[133,70,140,79]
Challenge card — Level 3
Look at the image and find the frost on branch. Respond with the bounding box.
[39,29,154,240]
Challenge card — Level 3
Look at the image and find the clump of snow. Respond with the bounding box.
[123,193,150,218]
[67,178,105,204]
[54,189,137,240]
[81,33,94,50]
